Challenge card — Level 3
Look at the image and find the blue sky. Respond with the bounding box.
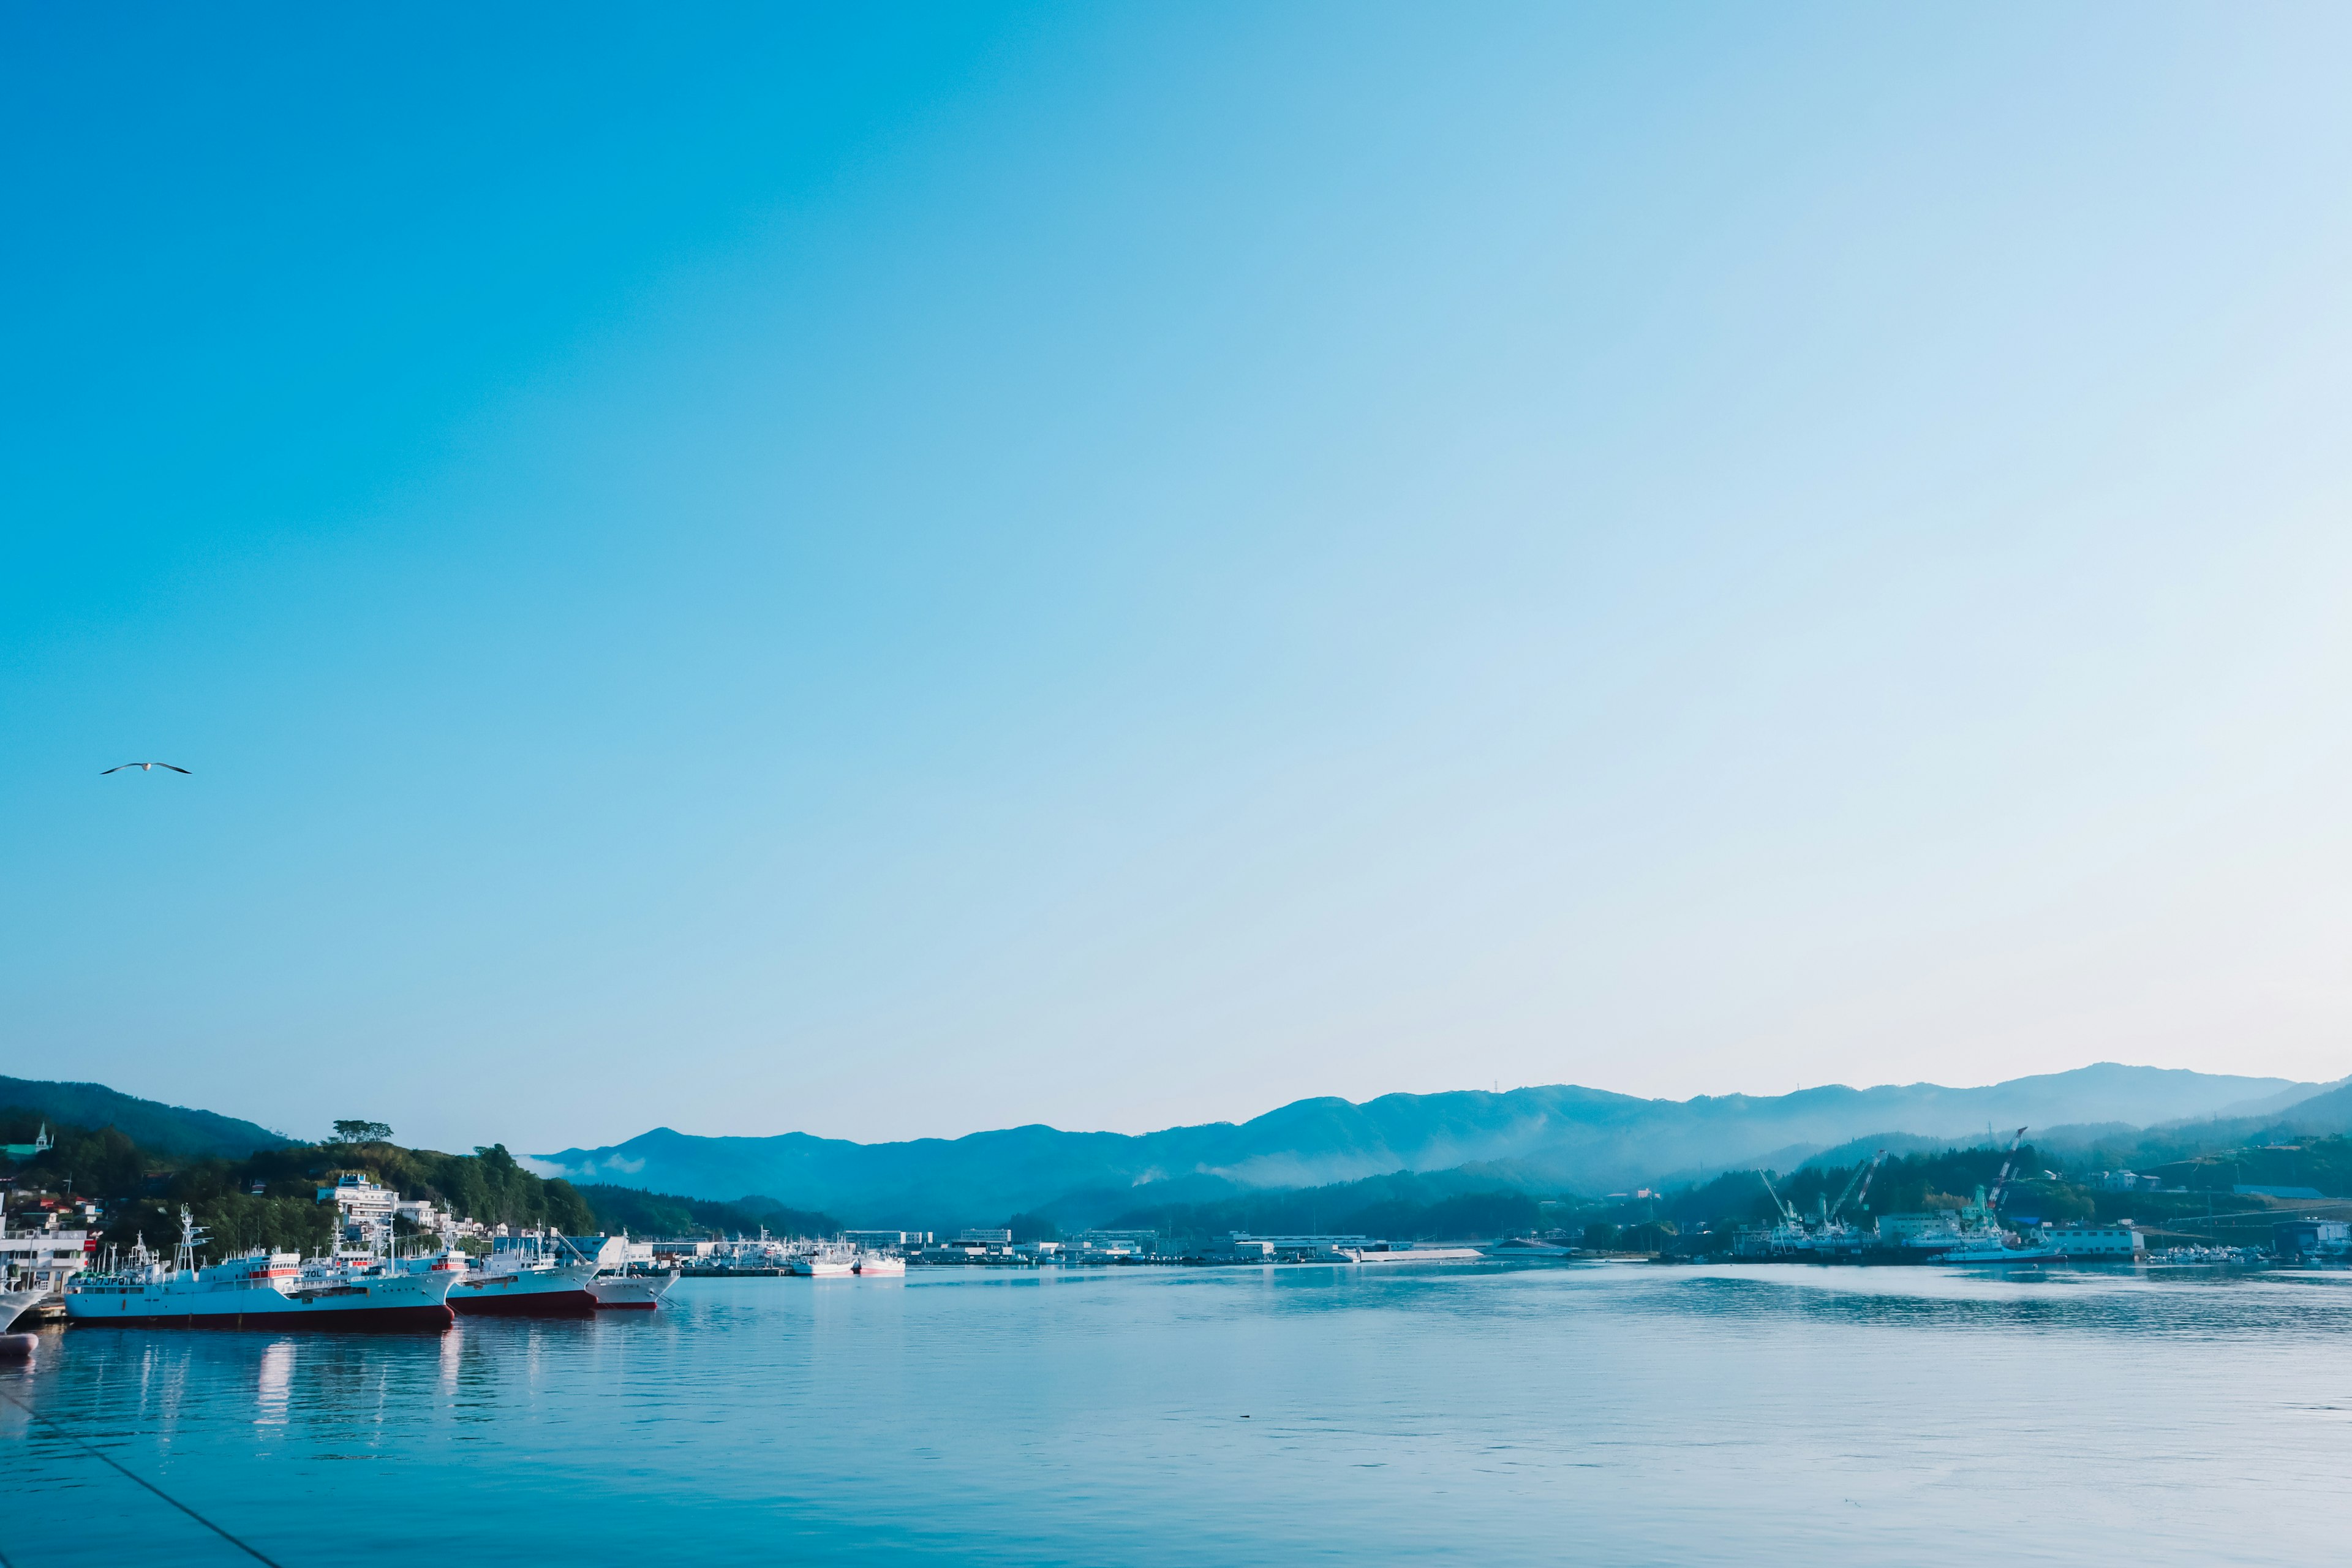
[6,6,2351,1155]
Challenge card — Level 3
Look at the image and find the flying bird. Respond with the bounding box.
[100,762,191,775]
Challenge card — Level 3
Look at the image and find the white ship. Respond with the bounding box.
[63,1210,456,1330]
[1901,1202,2057,1265]
[1,1281,47,1331]
[588,1270,678,1308]
[576,1236,679,1309]
[788,1243,856,1276]
[852,1252,905,1276]
[447,1233,598,1317]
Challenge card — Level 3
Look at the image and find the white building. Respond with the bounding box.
[317,1174,398,1246]
[0,1212,92,1291]
[2045,1223,2144,1257]
[842,1230,929,1250]
[394,1197,447,1234]
[1208,1232,1383,1261]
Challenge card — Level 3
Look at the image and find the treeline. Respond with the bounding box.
[0,1107,593,1257]
[576,1183,839,1238]
[2144,1135,2352,1196]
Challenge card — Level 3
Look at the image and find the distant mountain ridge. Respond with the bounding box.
[0,1075,295,1160]
[530,1063,2336,1228]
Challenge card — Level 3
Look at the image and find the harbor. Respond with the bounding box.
[8,1257,2350,1568]
[13,1142,2352,1345]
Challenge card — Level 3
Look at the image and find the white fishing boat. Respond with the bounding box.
[788,1243,856,1276]
[588,1269,678,1308]
[63,1210,456,1330]
[447,1233,598,1317]
[852,1252,905,1276]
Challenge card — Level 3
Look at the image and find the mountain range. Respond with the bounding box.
[529,1063,2345,1229]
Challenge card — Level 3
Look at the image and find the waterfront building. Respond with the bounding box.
[1205,1232,1384,1261]
[0,1208,94,1291]
[1067,1229,1164,1260]
[1873,1213,1957,1241]
[2272,1218,2351,1258]
[842,1230,929,1250]
[2042,1223,2144,1257]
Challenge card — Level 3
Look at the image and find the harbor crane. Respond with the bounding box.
[1826,1148,1888,1224]
[1756,1169,1801,1226]
[1985,1127,2029,1212]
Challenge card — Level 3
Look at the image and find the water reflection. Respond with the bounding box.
[5,1268,2348,1568]
[254,1339,293,1427]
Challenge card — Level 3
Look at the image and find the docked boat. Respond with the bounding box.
[788,1243,856,1276]
[1901,1205,2057,1265]
[852,1252,905,1276]
[63,1210,455,1330]
[448,1233,598,1316]
[588,1269,677,1308]
[1,1280,48,1331]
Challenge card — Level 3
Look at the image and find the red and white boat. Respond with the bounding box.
[853,1253,905,1276]
[447,1234,597,1317]
[63,1210,455,1330]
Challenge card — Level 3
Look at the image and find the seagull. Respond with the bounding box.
[100,762,191,775]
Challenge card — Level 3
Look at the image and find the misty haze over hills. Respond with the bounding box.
[529,1064,2346,1229]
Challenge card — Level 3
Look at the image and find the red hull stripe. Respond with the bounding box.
[69,1305,453,1332]
[450,1291,597,1317]
[592,1301,659,1310]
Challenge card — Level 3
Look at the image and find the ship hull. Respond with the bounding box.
[449,1283,596,1316]
[64,1303,453,1331]
[64,1273,455,1331]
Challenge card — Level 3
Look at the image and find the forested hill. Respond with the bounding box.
[0,1110,594,1257]
[533,1063,2334,1228]
[0,1075,292,1159]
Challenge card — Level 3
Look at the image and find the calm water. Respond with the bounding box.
[5,1261,2350,1566]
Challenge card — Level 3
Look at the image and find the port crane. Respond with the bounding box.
[1826,1148,1887,1224]
[1756,1169,1802,1226]
[1986,1127,2028,1212]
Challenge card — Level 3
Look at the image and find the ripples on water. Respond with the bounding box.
[4,1263,2347,1567]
